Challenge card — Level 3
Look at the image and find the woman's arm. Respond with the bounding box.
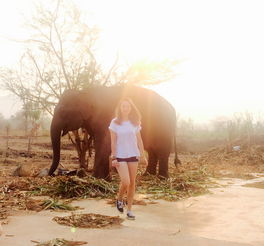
[136,131,145,157]
[109,129,119,167]
[136,132,148,165]
[109,129,117,157]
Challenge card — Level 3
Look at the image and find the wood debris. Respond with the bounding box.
[53,213,124,229]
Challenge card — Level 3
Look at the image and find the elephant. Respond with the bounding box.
[48,85,181,179]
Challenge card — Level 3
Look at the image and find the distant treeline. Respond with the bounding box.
[2,109,264,153]
[177,112,264,152]
[0,110,51,136]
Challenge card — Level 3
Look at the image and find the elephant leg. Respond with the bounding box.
[93,134,111,180]
[93,152,110,180]
[158,154,169,179]
[144,150,158,175]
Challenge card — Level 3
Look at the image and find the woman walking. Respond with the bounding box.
[108,98,147,220]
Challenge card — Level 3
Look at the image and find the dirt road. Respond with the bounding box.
[0,176,263,246]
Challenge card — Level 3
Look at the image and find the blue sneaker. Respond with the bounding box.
[116,200,124,213]
[127,210,135,220]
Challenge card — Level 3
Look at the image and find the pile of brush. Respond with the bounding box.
[32,238,87,246]
[53,213,124,229]
[31,175,118,199]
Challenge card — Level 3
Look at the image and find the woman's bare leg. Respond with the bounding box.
[127,161,138,211]
[116,162,130,201]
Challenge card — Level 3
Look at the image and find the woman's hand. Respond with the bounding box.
[111,159,119,168]
[140,155,148,166]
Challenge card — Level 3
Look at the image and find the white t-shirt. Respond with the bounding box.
[108,118,141,158]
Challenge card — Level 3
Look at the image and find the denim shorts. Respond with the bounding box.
[116,156,139,162]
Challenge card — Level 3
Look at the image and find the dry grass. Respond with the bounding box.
[182,145,264,179]
[25,165,211,202]
[242,181,264,189]
[2,135,264,225]
[25,198,79,212]
[0,164,212,223]
[32,238,87,246]
[53,213,124,229]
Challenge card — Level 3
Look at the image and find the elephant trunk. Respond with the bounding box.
[48,118,62,176]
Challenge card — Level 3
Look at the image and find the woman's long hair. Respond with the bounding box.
[114,97,141,126]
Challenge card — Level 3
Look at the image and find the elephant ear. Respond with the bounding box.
[58,105,69,119]
[58,105,84,130]
[59,105,79,119]
[78,102,94,121]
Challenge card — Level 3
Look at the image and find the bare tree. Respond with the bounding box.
[0,0,104,169]
[1,0,104,111]
[0,0,180,171]
[112,58,179,85]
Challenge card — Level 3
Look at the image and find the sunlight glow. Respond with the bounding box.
[1,0,264,122]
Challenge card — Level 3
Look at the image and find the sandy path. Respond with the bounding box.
[0,176,263,246]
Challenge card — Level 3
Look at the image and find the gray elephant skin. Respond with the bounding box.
[48,85,181,179]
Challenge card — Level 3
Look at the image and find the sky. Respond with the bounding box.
[1,0,264,123]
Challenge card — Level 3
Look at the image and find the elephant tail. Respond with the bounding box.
[174,116,181,166]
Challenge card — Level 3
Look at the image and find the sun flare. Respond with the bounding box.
[1,0,264,122]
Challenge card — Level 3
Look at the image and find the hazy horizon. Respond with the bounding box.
[1,0,264,123]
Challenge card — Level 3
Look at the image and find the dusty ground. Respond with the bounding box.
[0,136,264,245]
[1,176,264,246]
[0,136,84,176]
